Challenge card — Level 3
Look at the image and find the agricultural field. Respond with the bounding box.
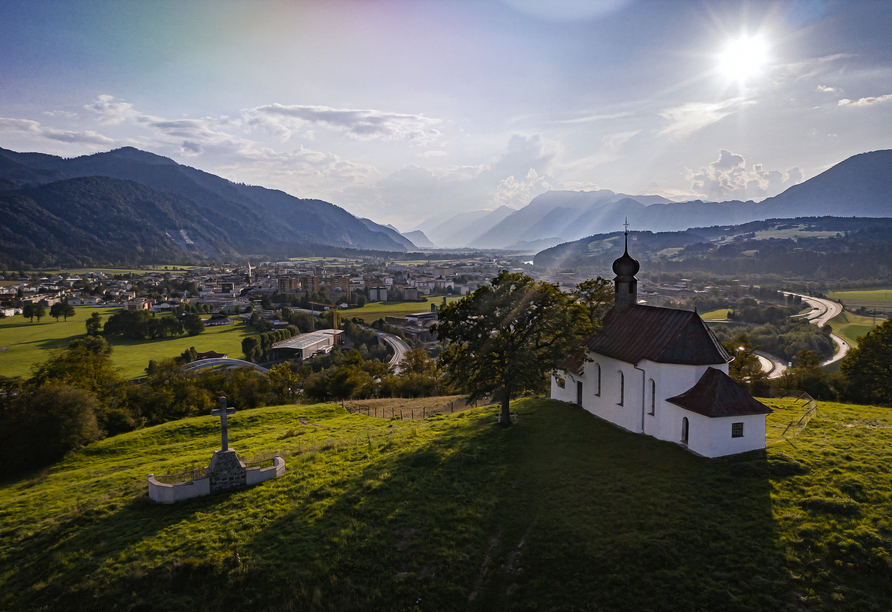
[828,310,880,349]
[1,397,889,611]
[0,307,256,379]
[346,296,462,324]
[700,308,731,319]
[828,288,892,312]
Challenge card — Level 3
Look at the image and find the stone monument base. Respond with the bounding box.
[148,449,286,503]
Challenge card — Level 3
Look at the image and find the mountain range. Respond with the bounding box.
[415,149,892,250]
[0,146,417,268]
[0,145,889,268]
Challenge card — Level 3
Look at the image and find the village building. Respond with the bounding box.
[551,232,771,458]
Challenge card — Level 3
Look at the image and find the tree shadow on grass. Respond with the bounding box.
[1,400,790,612]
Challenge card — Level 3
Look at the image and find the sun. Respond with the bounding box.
[717,35,768,82]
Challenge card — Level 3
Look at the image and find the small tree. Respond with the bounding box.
[86,312,103,336]
[33,304,46,323]
[23,303,35,322]
[50,302,65,321]
[435,271,594,425]
[184,313,205,336]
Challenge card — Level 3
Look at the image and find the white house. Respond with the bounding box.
[551,233,771,458]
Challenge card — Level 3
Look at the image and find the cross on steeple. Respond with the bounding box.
[211,396,236,452]
[623,216,630,234]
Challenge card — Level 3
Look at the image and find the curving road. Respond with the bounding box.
[783,292,849,366]
[376,331,411,374]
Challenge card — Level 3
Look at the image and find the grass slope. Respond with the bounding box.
[828,310,880,349]
[0,307,256,378]
[1,397,890,611]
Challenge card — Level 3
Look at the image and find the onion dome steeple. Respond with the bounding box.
[612,219,639,311]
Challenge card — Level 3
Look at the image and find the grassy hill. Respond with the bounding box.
[1,398,890,611]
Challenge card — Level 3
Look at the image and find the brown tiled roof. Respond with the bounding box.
[586,305,732,366]
[666,367,772,418]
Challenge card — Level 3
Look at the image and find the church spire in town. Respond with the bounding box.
[612,218,639,311]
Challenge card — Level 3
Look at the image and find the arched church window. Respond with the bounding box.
[681,417,689,445]
[649,379,656,415]
[618,370,624,406]
[595,363,601,396]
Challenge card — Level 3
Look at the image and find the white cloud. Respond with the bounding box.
[0,117,113,145]
[339,133,560,224]
[838,94,892,107]
[492,168,553,209]
[242,104,442,144]
[686,149,804,201]
[418,150,448,158]
[816,85,837,93]
[84,94,139,124]
[658,98,750,138]
[42,110,79,118]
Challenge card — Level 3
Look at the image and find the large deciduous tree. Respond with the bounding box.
[434,271,593,425]
[574,277,614,326]
[839,319,892,406]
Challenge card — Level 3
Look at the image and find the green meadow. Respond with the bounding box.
[828,310,880,349]
[701,308,731,319]
[827,289,892,310]
[347,296,462,324]
[1,397,889,611]
[0,307,256,379]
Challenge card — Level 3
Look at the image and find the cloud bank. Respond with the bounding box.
[687,150,804,201]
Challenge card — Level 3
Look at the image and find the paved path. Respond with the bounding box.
[783,292,849,366]
[376,331,411,374]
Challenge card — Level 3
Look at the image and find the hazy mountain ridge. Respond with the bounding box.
[534,216,892,280]
[401,230,435,248]
[470,150,892,249]
[0,146,410,261]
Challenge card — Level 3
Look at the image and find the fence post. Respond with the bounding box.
[411,409,414,420]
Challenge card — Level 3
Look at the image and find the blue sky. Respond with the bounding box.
[1,0,890,228]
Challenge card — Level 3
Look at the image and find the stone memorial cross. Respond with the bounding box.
[210,396,236,452]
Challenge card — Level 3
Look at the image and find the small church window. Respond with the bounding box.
[618,370,624,406]
[556,377,565,389]
[732,422,744,438]
[681,417,689,445]
[649,379,656,415]
[595,363,601,396]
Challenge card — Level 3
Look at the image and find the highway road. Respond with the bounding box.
[784,292,850,366]
[376,331,411,373]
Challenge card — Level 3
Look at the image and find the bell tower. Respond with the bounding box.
[612,220,639,312]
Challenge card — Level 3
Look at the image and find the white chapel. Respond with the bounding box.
[551,232,771,458]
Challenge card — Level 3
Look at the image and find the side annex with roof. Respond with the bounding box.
[551,233,771,458]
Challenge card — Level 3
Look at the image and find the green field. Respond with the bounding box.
[701,308,731,319]
[346,296,462,323]
[0,307,256,379]
[828,289,892,311]
[828,310,881,349]
[1,397,890,611]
